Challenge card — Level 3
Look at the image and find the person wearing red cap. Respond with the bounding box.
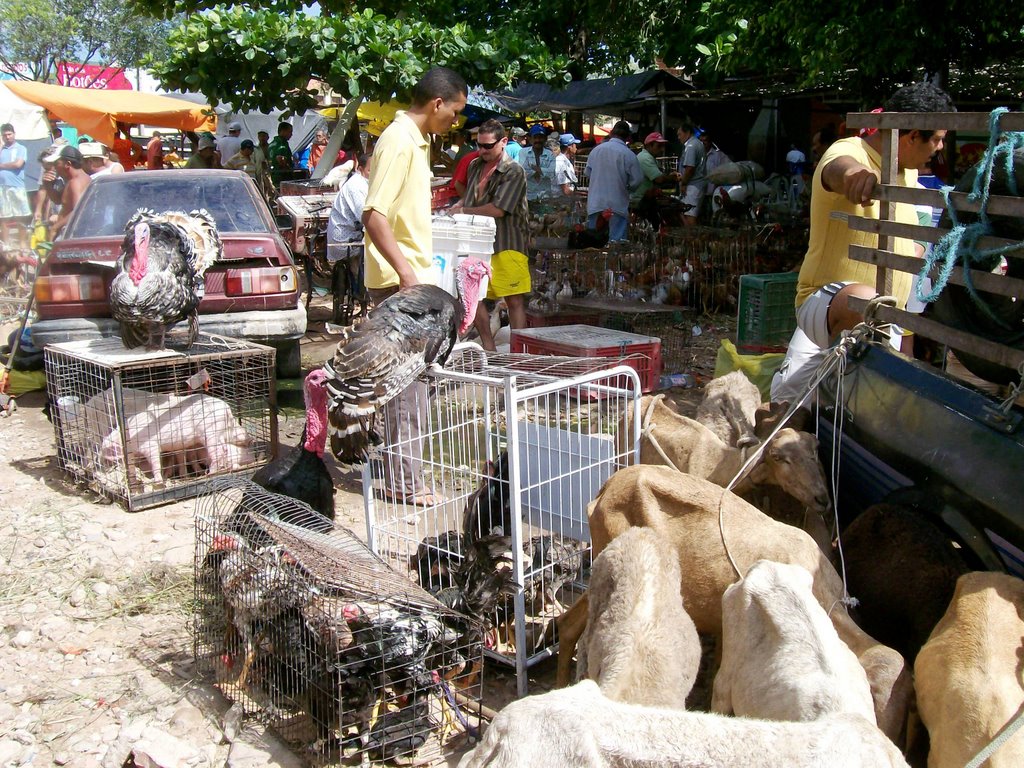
[631,131,681,226]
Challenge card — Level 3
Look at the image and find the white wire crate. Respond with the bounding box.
[363,345,642,696]
[194,477,486,765]
[44,334,276,511]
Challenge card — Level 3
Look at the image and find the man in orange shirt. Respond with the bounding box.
[112,122,145,170]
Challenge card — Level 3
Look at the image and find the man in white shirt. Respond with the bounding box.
[217,122,244,164]
[554,133,581,196]
[328,152,372,323]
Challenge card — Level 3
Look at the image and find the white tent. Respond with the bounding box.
[0,81,50,139]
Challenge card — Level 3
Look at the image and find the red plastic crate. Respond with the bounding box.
[511,324,662,393]
[431,183,458,212]
[525,310,603,328]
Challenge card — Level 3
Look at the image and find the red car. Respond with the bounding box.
[32,170,306,376]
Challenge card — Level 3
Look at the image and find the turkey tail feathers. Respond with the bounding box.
[328,411,380,465]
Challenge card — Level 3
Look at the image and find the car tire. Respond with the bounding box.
[840,499,969,662]
[275,340,302,379]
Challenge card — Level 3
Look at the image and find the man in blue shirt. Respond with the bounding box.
[583,121,643,242]
[504,126,524,162]
[0,123,30,219]
[518,124,556,201]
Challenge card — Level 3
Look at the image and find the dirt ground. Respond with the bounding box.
[0,298,731,767]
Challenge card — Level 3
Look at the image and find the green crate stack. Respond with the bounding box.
[736,272,799,351]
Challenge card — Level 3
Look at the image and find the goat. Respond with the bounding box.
[695,370,761,448]
[712,559,876,723]
[577,527,700,708]
[555,466,912,743]
[458,680,909,768]
[914,571,1024,768]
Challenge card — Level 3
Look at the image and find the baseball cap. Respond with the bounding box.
[78,142,109,159]
[529,124,547,136]
[198,136,217,151]
[240,139,255,150]
[41,144,83,164]
[559,133,581,146]
[644,132,669,144]
[511,127,527,137]
[227,121,242,132]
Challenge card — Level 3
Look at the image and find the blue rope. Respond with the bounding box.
[914,107,1024,325]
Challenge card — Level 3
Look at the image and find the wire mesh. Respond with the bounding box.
[194,477,485,765]
[528,241,655,311]
[44,335,275,511]
[363,345,641,696]
[659,226,757,314]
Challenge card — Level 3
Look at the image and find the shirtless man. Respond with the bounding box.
[41,144,90,236]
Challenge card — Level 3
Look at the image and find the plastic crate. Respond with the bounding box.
[736,272,799,352]
[511,324,662,393]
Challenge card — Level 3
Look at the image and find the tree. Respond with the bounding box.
[0,0,173,85]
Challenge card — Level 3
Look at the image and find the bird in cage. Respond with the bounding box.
[109,208,223,350]
[523,535,587,616]
[249,369,336,521]
[323,257,492,464]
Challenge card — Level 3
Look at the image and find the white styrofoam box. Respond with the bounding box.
[433,213,496,297]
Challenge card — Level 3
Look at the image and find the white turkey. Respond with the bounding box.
[109,208,223,350]
[323,257,491,464]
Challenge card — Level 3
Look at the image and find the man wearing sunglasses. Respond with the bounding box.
[450,118,530,350]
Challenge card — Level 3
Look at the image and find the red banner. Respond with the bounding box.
[56,62,133,91]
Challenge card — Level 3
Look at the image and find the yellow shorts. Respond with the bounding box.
[486,249,531,300]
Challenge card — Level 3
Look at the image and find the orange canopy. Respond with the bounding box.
[4,80,216,146]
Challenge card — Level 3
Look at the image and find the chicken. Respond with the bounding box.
[324,257,491,464]
[413,531,464,594]
[109,208,222,350]
[523,535,586,615]
[250,369,335,521]
[365,696,432,761]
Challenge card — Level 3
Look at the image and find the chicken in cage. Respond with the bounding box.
[194,477,486,765]
[365,346,641,696]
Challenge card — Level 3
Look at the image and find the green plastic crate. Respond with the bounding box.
[736,272,799,351]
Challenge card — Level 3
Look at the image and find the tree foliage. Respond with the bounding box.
[0,0,173,84]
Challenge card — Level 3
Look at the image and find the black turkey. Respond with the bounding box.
[249,368,336,521]
[323,257,491,464]
[109,208,222,350]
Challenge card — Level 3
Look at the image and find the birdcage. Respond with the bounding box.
[529,241,654,306]
[658,226,757,314]
[44,334,275,511]
[363,344,641,696]
[194,477,485,766]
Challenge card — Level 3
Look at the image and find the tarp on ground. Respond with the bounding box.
[0,82,50,139]
[488,70,692,114]
[4,80,216,146]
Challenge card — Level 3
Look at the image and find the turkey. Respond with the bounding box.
[324,257,491,464]
[249,369,335,521]
[109,208,223,350]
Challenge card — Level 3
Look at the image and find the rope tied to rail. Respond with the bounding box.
[915,107,1024,327]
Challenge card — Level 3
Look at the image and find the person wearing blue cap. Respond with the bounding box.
[518,124,556,201]
[554,133,581,196]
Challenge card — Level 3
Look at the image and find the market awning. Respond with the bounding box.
[4,80,216,146]
[488,70,692,114]
[0,82,50,139]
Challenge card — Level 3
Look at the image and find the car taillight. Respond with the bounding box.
[225,267,298,296]
[35,274,107,303]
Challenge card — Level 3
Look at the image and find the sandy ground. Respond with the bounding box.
[0,298,727,767]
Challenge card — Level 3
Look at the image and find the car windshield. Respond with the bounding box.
[66,174,273,238]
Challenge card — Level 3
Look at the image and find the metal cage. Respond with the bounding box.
[194,477,486,766]
[363,345,641,696]
[44,335,276,511]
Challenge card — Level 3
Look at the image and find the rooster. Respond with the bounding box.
[109,208,223,350]
[324,258,491,464]
[249,369,335,521]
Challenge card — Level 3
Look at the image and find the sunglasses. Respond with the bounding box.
[477,138,505,150]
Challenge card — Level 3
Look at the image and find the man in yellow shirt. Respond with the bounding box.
[771,82,953,404]
[361,66,468,506]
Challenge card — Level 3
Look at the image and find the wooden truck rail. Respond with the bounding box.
[842,110,1024,373]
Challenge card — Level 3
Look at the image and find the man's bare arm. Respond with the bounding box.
[821,155,880,206]
[362,208,419,289]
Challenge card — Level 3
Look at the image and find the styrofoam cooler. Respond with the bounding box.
[432,213,496,297]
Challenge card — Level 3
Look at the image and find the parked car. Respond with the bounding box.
[31,170,306,377]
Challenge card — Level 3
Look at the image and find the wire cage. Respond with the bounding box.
[194,477,486,766]
[363,345,641,696]
[528,241,655,309]
[44,335,276,511]
[658,226,757,314]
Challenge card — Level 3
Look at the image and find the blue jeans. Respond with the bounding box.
[588,212,629,242]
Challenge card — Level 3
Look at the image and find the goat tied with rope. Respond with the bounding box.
[555,465,912,745]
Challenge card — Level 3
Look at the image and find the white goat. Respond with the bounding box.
[695,370,761,447]
[458,680,909,768]
[712,559,876,723]
[915,571,1024,768]
[577,527,700,708]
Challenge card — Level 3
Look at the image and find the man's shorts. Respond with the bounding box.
[487,249,531,300]
[681,184,705,216]
[796,281,853,348]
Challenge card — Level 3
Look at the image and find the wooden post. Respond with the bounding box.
[876,128,898,296]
